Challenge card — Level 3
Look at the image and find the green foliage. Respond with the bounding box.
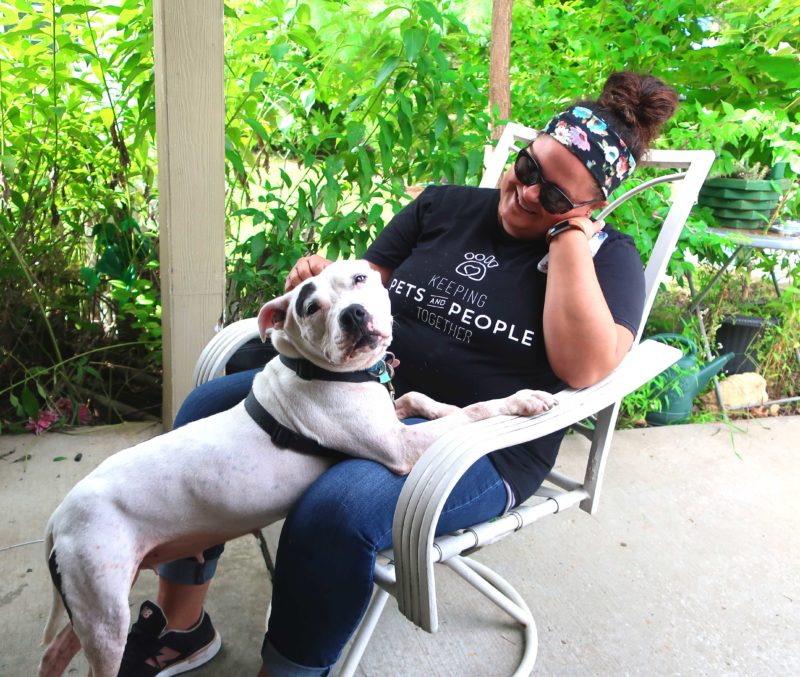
[508,0,800,268]
[1,0,798,429]
[0,0,160,428]
[221,0,491,317]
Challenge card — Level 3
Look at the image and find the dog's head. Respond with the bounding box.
[257,260,393,371]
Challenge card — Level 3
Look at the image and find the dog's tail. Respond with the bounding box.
[41,525,66,646]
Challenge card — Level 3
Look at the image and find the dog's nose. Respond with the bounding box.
[339,304,370,333]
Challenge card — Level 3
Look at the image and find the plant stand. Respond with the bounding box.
[697,177,791,229]
[685,228,800,415]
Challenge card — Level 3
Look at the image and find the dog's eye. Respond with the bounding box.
[353,274,367,285]
[305,302,320,315]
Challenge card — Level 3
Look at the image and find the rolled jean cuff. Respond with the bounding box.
[157,545,224,585]
[261,638,330,677]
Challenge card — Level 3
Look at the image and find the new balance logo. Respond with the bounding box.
[146,646,181,669]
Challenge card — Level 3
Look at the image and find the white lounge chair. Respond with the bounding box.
[193,123,715,675]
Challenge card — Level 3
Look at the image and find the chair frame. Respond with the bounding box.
[192,122,715,675]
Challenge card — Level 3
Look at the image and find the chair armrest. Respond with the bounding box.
[192,317,260,387]
[391,339,682,633]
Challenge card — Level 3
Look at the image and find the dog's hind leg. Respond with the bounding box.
[38,622,82,677]
[42,528,67,646]
[51,524,139,677]
[73,588,131,677]
[63,541,137,677]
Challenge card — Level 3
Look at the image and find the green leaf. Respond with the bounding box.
[270,43,290,63]
[58,5,98,16]
[300,88,316,114]
[249,71,267,93]
[752,55,800,87]
[346,93,370,114]
[418,1,443,25]
[345,122,366,150]
[53,456,67,462]
[21,387,39,419]
[225,148,247,180]
[244,116,270,142]
[375,56,400,88]
[402,28,425,62]
[9,392,21,416]
[250,232,267,263]
[434,111,448,139]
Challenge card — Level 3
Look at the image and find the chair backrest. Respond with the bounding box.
[480,122,715,344]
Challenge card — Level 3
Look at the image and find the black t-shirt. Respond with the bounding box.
[364,185,645,504]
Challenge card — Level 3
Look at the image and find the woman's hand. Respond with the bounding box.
[284,255,332,291]
[563,216,606,238]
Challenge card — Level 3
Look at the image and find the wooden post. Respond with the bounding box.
[489,0,513,141]
[153,0,225,428]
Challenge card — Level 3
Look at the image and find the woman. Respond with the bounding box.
[120,71,678,676]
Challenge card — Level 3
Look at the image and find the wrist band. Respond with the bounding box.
[546,220,589,246]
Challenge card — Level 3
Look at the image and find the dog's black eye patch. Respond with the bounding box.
[295,281,317,317]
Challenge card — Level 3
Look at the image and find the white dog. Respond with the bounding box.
[39,259,556,677]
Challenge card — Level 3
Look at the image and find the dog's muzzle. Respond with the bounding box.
[339,304,380,350]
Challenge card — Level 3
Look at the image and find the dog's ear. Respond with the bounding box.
[257,295,291,341]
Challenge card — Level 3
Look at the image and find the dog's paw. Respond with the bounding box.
[504,389,557,416]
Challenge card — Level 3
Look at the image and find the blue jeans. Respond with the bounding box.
[162,369,508,676]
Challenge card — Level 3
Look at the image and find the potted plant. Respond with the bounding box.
[707,271,790,380]
[697,160,791,230]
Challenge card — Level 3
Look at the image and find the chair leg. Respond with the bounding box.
[445,556,538,677]
[336,587,391,677]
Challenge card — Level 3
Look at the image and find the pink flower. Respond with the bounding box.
[25,409,60,435]
[55,398,93,426]
[567,126,591,151]
[551,121,572,145]
[55,398,72,415]
[76,404,92,426]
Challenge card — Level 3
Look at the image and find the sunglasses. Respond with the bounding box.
[513,146,598,215]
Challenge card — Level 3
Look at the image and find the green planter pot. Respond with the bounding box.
[698,177,791,229]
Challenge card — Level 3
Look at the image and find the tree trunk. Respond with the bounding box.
[489,0,513,141]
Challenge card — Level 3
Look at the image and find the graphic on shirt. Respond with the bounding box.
[388,257,536,348]
[454,252,499,282]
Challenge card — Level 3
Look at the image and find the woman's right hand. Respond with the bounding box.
[284,255,332,291]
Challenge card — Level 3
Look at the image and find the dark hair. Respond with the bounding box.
[577,71,679,163]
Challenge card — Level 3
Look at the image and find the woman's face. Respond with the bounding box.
[497,133,606,240]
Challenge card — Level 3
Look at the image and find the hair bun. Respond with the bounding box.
[595,71,678,158]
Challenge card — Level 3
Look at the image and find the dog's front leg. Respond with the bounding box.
[376,389,557,475]
[394,392,460,420]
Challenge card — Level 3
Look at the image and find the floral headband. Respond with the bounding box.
[543,106,636,198]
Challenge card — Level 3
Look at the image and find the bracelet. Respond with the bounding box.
[545,220,589,246]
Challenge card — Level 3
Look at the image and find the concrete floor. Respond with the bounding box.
[2,416,798,676]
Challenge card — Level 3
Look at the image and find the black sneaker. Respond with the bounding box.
[118,600,222,676]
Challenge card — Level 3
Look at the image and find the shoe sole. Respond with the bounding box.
[156,630,222,676]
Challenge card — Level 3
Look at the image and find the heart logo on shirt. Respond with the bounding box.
[455,252,499,282]
[457,263,483,278]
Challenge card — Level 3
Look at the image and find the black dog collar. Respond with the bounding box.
[278,353,390,382]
